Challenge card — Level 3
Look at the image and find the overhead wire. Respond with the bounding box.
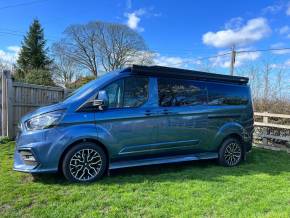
[0,0,48,11]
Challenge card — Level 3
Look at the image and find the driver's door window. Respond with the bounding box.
[104,79,124,108]
[103,76,149,109]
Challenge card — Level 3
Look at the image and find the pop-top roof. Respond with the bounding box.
[126,65,249,84]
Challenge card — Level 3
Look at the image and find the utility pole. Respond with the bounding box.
[230,45,236,76]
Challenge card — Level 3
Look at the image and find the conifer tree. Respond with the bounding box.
[16,19,54,86]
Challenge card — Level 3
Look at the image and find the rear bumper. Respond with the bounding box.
[244,141,253,152]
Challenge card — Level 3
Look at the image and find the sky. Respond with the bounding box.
[1,0,290,77]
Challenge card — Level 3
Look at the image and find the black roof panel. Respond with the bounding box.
[127,65,249,84]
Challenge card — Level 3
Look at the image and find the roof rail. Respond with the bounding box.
[129,65,249,84]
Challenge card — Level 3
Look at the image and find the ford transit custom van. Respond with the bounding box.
[14,65,254,182]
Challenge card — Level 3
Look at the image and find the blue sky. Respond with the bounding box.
[1,0,290,76]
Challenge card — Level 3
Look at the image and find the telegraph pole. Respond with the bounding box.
[230,45,236,76]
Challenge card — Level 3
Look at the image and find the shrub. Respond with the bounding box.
[0,136,11,144]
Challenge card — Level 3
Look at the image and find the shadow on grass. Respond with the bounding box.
[32,148,290,185]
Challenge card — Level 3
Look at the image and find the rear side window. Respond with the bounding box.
[158,78,207,107]
[207,82,249,106]
[104,76,149,109]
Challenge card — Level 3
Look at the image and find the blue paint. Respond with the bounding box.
[13,66,253,174]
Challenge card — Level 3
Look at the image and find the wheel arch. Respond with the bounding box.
[218,132,246,161]
[213,122,246,150]
[220,133,243,149]
[58,138,110,172]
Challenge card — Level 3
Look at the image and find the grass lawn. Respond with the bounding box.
[0,142,289,218]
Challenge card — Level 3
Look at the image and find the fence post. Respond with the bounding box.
[63,88,68,98]
[262,113,268,146]
[1,70,7,137]
[7,71,13,138]
[1,70,13,138]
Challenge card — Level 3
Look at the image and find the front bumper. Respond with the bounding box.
[13,146,58,173]
[13,128,66,174]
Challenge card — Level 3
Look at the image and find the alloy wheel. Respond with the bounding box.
[69,148,102,181]
[224,142,242,166]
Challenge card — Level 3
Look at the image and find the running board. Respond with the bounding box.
[109,152,218,170]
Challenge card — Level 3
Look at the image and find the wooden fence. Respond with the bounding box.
[254,112,290,153]
[1,70,72,138]
[0,88,2,136]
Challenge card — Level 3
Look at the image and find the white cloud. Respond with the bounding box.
[125,9,146,32]
[153,49,260,70]
[284,59,290,66]
[202,17,271,48]
[210,49,261,68]
[7,46,20,53]
[270,42,290,54]
[224,17,244,30]
[279,25,290,34]
[153,53,201,68]
[154,54,188,68]
[262,3,283,14]
[127,13,140,29]
[0,45,20,65]
[286,2,290,15]
[270,60,290,69]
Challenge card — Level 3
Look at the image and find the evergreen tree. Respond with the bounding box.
[24,69,55,86]
[15,19,54,85]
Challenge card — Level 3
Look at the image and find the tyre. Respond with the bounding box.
[62,142,107,182]
[218,138,244,167]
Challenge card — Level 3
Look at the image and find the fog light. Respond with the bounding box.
[19,150,37,165]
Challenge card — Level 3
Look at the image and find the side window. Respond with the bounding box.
[207,82,249,106]
[123,77,149,108]
[158,78,207,107]
[104,79,124,108]
[103,77,149,109]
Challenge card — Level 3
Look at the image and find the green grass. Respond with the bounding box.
[0,142,289,218]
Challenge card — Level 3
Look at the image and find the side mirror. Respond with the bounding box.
[93,90,109,110]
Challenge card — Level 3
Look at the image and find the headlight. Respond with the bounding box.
[25,111,64,131]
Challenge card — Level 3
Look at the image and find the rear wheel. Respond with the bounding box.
[62,142,107,182]
[218,138,244,167]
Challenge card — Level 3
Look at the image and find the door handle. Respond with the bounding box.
[144,110,153,116]
[162,109,170,115]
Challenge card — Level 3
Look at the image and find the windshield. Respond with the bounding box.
[62,70,121,103]
[63,80,96,102]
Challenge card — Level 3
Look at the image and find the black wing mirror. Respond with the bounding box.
[78,90,109,112]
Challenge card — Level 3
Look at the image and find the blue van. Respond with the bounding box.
[14,65,254,182]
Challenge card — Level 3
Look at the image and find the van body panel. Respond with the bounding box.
[156,105,209,152]
[13,65,254,174]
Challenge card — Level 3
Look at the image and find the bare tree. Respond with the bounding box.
[195,59,214,72]
[0,61,5,72]
[54,21,152,77]
[51,43,81,87]
[237,56,290,113]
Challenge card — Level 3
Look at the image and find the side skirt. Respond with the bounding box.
[109,152,218,170]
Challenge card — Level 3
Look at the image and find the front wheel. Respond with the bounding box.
[62,142,107,182]
[218,138,244,167]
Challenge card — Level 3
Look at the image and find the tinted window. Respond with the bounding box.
[105,79,123,108]
[207,82,248,105]
[123,77,149,108]
[104,77,149,109]
[158,78,207,107]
